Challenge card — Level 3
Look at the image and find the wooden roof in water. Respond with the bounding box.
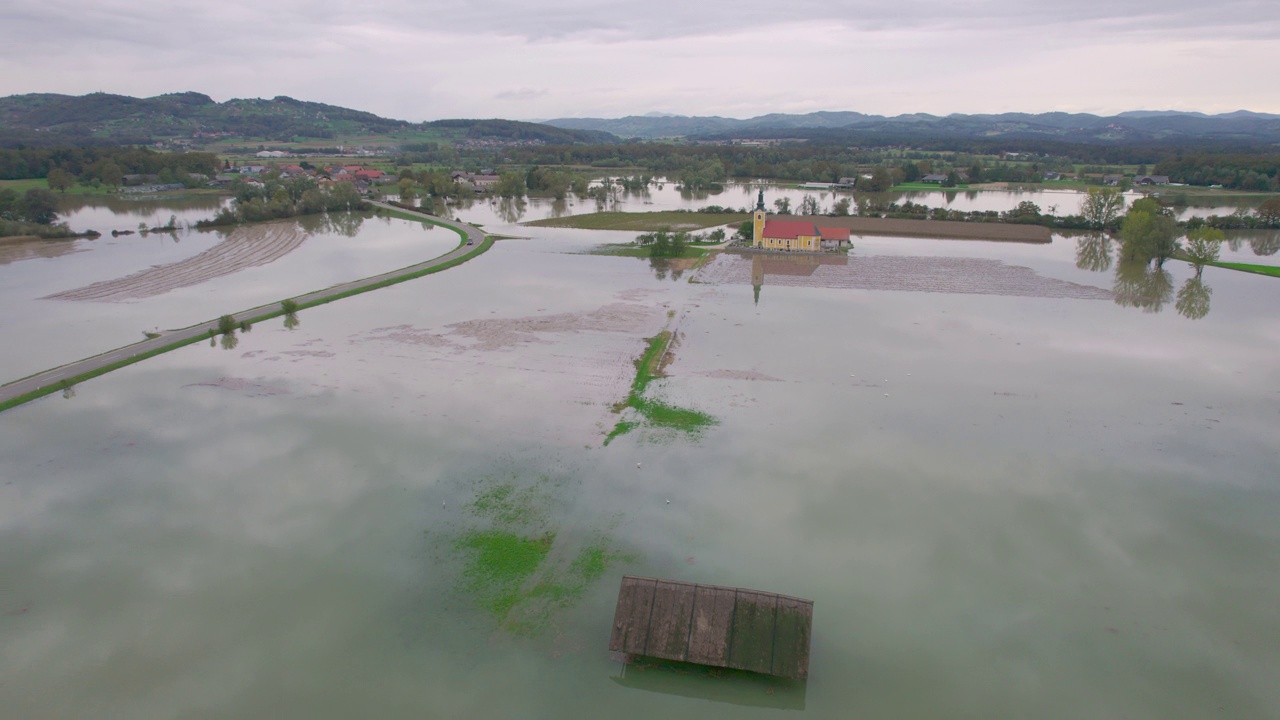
[608,576,814,680]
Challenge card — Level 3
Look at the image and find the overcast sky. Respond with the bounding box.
[2,0,1278,121]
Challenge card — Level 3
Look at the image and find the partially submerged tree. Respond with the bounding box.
[1119,197,1179,265]
[1081,186,1125,229]
[1181,227,1224,276]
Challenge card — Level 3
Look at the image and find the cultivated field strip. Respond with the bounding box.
[43,222,309,302]
[697,253,1112,300]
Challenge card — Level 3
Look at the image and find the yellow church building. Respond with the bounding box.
[751,190,850,251]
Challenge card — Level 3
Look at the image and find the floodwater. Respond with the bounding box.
[432,181,1256,226]
[0,209,460,382]
[1,202,1279,719]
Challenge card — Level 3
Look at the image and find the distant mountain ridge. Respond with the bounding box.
[545,110,1280,143]
[0,92,617,147]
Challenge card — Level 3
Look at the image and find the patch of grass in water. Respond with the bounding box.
[455,530,555,617]
[469,481,550,529]
[606,331,718,444]
[446,475,636,636]
[633,398,717,435]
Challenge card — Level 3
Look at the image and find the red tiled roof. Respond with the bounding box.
[817,226,850,241]
[761,219,820,239]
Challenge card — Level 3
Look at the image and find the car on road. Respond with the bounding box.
[466,240,474,245]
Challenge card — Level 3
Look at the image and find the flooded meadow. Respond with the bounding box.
[1,192,1279,718]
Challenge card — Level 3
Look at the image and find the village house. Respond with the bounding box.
[451,171,500,191]
[751,191,851,251]
[920,173,949,184]
[1133,175,1170,186]
[1103,175,1123,186]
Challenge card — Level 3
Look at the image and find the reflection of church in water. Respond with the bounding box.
[749,252,849,305]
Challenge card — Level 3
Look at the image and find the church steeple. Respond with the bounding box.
[752,190,767,247]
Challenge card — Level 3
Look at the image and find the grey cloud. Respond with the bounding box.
[6,0,1279,49]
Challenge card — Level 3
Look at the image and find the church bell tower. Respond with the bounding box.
[752,189,766,247]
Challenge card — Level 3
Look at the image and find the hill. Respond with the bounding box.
[0,92,617,147]
[545,110,1280,144]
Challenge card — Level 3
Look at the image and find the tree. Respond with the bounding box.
[773,197,792,215]
[398,178,416,203]
[493,171,526,198]
[862,168,894,192]
[831,198,851,216]
[1256,196,1280,225]
[46,168,75,193]
[99,161,124,188]
[1004,201,1041,223]
[0,188,19,221]
[1081,186,1125,229]
[1181,227,1224,275]
[637,228,689,258]
[942,171,959,188]
[1119,198,1179,264]
[20,189,58,224]
[798,194,821,215]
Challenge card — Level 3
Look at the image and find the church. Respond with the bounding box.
[751,190,851,251]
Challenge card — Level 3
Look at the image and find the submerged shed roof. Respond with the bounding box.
[608,575,814,680]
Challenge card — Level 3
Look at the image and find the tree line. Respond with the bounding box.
[197,177,368,226]
[0,147,219,185]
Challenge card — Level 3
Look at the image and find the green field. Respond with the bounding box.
[891,182,971,191]
[0,178,114,196]
[523,211,746,231]
[1209,261,1280,278]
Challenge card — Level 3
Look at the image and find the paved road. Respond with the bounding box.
[0,206,487,409]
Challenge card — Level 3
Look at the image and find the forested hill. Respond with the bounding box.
[0,92,617,147]
[545,110,1280,145]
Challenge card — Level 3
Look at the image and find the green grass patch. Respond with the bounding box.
[891,182,971,191]
[632,398,717,433]
[455,530,555,617]
[632,331,671,395]
[1208,260,1280,278]
[446,475,632,635]
[605,331,718,445]
[523,211,746,231]
[0,178,123,196]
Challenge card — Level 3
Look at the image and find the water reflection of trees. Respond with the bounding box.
[1112,258,1174,313]
[1074,233,1113,272]
[648,257,684,281]
[1077,232,1223,320]
[493,197,527,224]
[1249,231,1280,256]
[1175,276,1212,319]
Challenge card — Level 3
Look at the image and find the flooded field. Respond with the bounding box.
[1,201,1279,718]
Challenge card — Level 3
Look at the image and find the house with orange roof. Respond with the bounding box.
[750,191,851,251]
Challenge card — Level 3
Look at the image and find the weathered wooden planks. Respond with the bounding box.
[687,584,736,666]
[609,576,813,679]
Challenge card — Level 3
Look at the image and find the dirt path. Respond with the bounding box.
[0,206,488,411]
